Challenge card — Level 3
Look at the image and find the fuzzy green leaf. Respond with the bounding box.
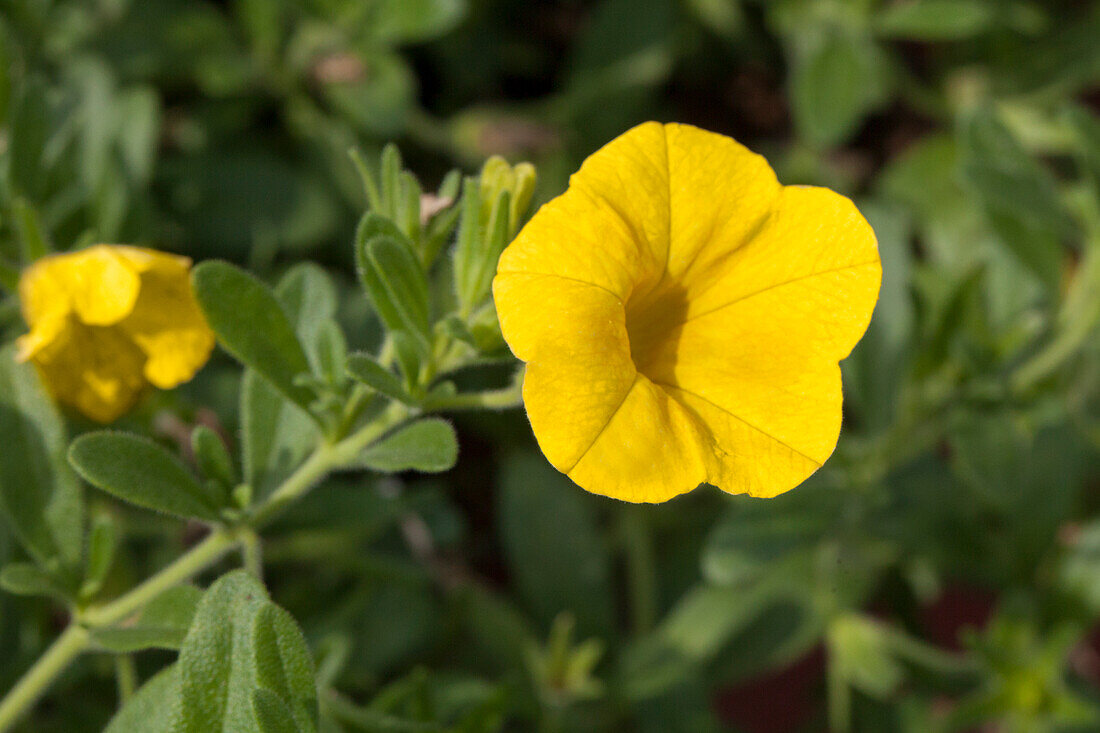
[276,263,339,375]
[0,345,83,568]
[356,228,431,351]
[357,419,458,474]
[92,585,203,652]
[875,0,994,40]
[191,426,237,491]
[192,261,315,412]
[791,30,889,147]
[252,604,318,730]
[251,689,302,733]
[0,562,71,602]
[81,512,118,598]
[104,664,181,733]
[346,352,415,405]
[69,432,221,521]
[174,571,317,733]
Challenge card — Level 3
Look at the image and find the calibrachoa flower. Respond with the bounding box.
[493,122,881,502]
[16,245,215,423]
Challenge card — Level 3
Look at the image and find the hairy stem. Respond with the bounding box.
[0,625,90,731]
[80,529,239,628]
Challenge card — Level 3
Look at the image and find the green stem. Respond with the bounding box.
[241,529,264,581]
[115,654,137,704]
[80,529,238,628]
[620,507,657,634]
[0,625,90,731]
[252,401,408,526]
[424,383,524,411]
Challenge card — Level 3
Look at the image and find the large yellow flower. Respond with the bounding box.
[16,245,215,423]
[493,123,881,503]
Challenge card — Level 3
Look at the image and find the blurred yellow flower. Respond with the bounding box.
[493,122,881,503]
[16,245,215,423]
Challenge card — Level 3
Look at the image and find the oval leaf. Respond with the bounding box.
[357,419,458,474]
[69,432,221,521]
[355,228,431,350]
[192,261,315,413]
[346,352,414,405]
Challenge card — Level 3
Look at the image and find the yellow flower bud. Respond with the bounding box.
[16,245,215,423]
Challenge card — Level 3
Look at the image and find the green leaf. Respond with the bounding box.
[828,615,904,699]
[497,453,614,637]
[81,512,118,598]
[685,0,745,38]
[240,265,333,500]
[0,562,71,602]
[251,689,301,733]
[0,344,84,568]
[8,74,49,199]
[453,584,536,674]
[242,370,321,502]
[357,419,458,473]
[790,30,889,148]
[356,227,431,351]
[875,0,995,40]
[275,263,339,374]
[192,426,237,491]
[92,585,203,652]
[312,320,349,388]
[619,584,764,700]
[104,664,181,733]
[452,177,482,313]
[252,604,318,729]
[702,484,840,587]
[173,571,317,732]
[372,0,468,43]
[192,261,315,412]
[322,52,416,138]
[563,0,675,120]
[1066,105,1100,196]
[959,109,1073,289]
[174,571,273,732]
[12,199,52,262]
[346,352,415,405]
[69,432,222,521]
[454,180,510,316]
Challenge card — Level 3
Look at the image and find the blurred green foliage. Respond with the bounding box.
[2,0,1100,731]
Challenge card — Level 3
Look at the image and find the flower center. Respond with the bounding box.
[624,281,689,381]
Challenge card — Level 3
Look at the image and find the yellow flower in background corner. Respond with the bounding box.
[492,122,881,503]
[16,245,215,423]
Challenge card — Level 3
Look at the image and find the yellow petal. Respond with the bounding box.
[676,186,881,360]
[15,311,70,363]
[638,186,880,497]
[494,272,635,468]
[624,123,782,320]
[118,252,215,388]
[566,375,710,503]
[20,245,144,327]
[27,320,148,424]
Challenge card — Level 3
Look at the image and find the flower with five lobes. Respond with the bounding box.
[492,122,881,503]
[16,245,215,423]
